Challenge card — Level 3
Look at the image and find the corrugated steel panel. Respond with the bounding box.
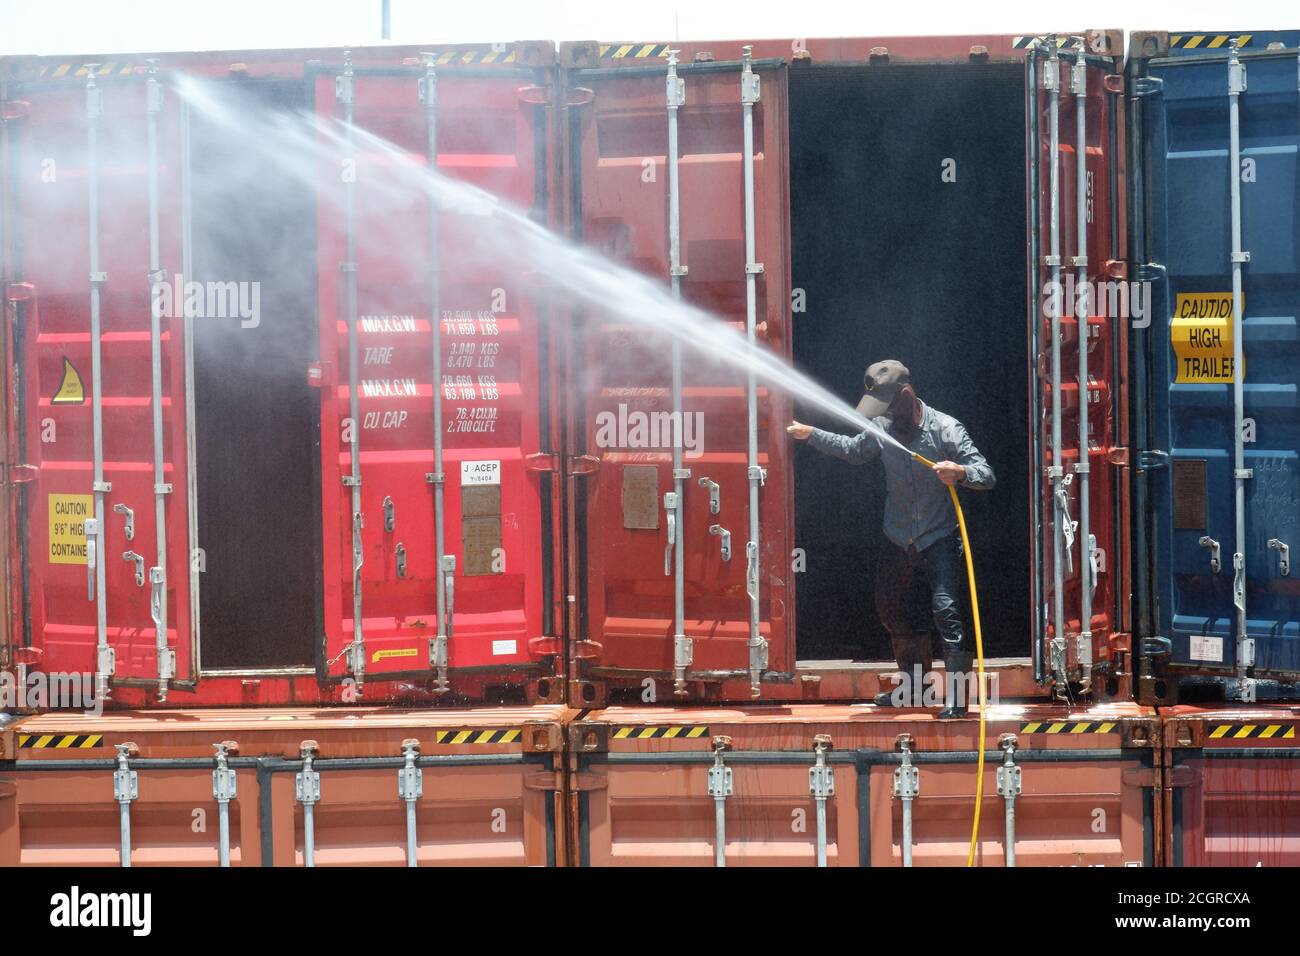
[570,703,1157,866]
[0,705,569,866]
[1162,705,1300,865]
[1134,49,1300,689]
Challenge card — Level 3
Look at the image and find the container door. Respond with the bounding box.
[1134,49,1300,684]
[313,62,560,697]
[565,57,794,700]
[1027,40,1130,691]
[5,71,194,700]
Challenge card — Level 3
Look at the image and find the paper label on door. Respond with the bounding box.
[48,494,93,565]
[461,460,501,485]
[491,640,517,657]
[1189,635,1224,663]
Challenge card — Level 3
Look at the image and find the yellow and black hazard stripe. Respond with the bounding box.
[34,46,518,80]
[1019,720,1118,735]
[18,733,104,749]
[1208,723,1296,740]
[599,43,673,60]
[1170,34,1253,50]
[1012,36,1082,50]
[612,725,709,740]
[432,728,521,745]
[36,62,139,79]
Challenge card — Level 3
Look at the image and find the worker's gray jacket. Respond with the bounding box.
[807,401,995,553]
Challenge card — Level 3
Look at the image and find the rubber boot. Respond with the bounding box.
[873,634,931,707]
[937,647,975,719]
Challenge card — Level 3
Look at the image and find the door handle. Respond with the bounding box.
[663,492,678,576]
[1268,538,1290,577]
[709,524,732,561]
[697,476,720,515]
[85,516,99,600]
[1198,536,1221,574]
[122,550,145,587]
[112,503,134,541]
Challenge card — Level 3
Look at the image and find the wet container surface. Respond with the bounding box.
[570,702,1157,866]
[0,705,570,866]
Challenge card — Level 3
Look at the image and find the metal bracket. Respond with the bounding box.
[1136,449,1169,471]
[342,475,361,488]
[747,465,767,485]
[808,735,835,800]
[296,743,321,806]
[1131,76,1164,98]
[212,741,238,802]
[113,743,139,804]
[892,736,919,800]
[395,543,407,579]
[1230,250,1251,264]
[709,524,732,561]
[663,492,678,577]
[1199,536,1222,574]
[1228,59,1248,95]
[996,735,1022,798]
[698,476,720,514]
[382,495,395,532]
[122,550,146,588]
[1268,538,1290,577]
[1070,58,1087,95]
[398,739,423,802]
[113,503,134,541]
[1234,468,1253,480]
[707,736,734,799]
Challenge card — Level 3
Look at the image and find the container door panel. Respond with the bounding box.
[313,67,557,692]
[7,75,193,696]
[569,62,793,693]
[1141,53,1300,679]
[1028,43,1128,689]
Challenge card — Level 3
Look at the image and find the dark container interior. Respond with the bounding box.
[789,62,1030,661]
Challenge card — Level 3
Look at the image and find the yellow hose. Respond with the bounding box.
[912,452,986,867]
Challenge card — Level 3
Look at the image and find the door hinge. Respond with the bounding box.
[4,463,38,485]
[567,454,601,476]
[1131,76,1164,98]
[526,634,562,657]
[1135,262,1166,283]
[1107,447,1130,467]
[1136,449,1169,471]
[517,83,552,106]
[566,87,595,108]
[1138,634,1172,657]
[525,452,557,472]
[1103,74,1125,94]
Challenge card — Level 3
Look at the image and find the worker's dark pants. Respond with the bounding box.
[876,532,972,703]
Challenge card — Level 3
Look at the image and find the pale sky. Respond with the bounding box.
[0,0,1296,56]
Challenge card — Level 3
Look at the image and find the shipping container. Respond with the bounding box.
[1128,33,1300,703]
[0,704,569,866]
[557,31,1131,705]
[1160,704,1300,865]
[568,702,1157,866]
[0,43,567,707]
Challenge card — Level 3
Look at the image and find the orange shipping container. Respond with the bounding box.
[1161,705,1300,867]
[0,705,569,866]
[569,703,1158,866]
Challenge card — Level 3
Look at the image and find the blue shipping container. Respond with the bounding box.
[1134,45,1300,695]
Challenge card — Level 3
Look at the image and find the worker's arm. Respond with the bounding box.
[940,421,996,491]
[789,421,882,465]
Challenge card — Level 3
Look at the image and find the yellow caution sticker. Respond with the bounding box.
[372,647,420,663]
[51,357,85,405]
[1172,292,1239,383]
[48,494,94,564]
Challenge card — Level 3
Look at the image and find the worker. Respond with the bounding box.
[787,360,995,718]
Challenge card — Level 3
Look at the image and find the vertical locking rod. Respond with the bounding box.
[740,46,767,697]
[337,52,365,688]
[113,742,139,867]
[996,734,1021,867]
[1072,52,1094,687]
[707,736,733,867]
[145,59,176,700]
[398,738,423,867]
[1043,42,1067,687]
[809,734,835,867]
[296,740,320,867]
[666,50,693,695]
[421,54,452,694]
[1227,42,1252,685]
[212,740,238,867]
[86,66,114,700]
[893,734,919,867]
